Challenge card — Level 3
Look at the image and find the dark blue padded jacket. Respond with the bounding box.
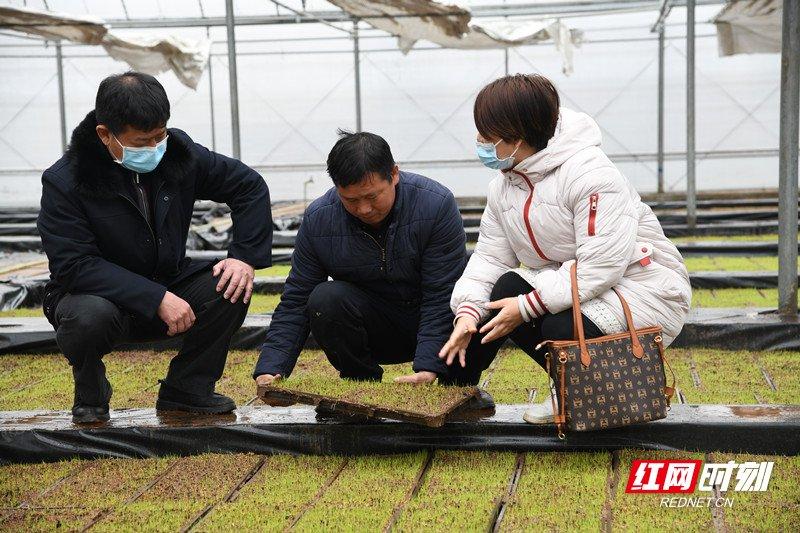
[254,171,466,378]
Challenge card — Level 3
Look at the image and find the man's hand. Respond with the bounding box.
[255,373,281,387]
[439,316,478,367]
[213,258,255,304]
[394,371,438,385]
[157,291,196,336]
[255,374,295,406]
[479,297,524,344]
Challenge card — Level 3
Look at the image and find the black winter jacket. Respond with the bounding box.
[37,110,272,324]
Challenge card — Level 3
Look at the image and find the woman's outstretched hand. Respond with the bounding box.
[480,297,524,344]
[439,316,478,367]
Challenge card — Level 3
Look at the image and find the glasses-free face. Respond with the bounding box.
[336,166,400,227]
[96,124,168,162]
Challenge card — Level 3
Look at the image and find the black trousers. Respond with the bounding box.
[306,274,603,386]
[307,281,423,382]
[54,270,249,406]
[445,271,605,386]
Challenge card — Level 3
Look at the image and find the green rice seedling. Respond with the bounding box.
[197,455,345,531]
[682,256,779,272]
[93,453,260,531]
[394,451,516,531]
[692,288,789,308]
[0,459,81,507]
[484,349,550,405]
[612,450,711,532]
[499,452,609,531]
[670,233,785,244]
[254,265,292,277]
[261,372,477,425]
[758,351,800,405]
[246,293,282,314]
[295,454,424,531]
[706,453,800,532]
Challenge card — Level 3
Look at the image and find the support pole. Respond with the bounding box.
[504,48,509,76]
[207,29,217,151]
[778,0,799,316]
[353,19,362,132]
[55,41,67,153]
[686,0,696,229]
[225,0,241,158]
[657,24,665,194]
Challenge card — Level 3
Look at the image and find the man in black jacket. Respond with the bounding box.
[253,130,470,391]
[38,72,272,423]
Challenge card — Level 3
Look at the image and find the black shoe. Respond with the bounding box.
[72,404,110,424]
[448,389,496,421]
[155,380,236,414]
[72,381,112,424]
[462,389,496,411]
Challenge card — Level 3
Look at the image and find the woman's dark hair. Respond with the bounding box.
[95,71,170,134]
[327,129,395,187]
[473,74,560,151]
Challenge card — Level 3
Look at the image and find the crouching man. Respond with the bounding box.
[254,130,474,394]
[38,71,273,424]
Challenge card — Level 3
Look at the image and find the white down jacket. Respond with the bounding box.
[451,107,691,346]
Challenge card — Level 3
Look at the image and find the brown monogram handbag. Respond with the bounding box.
[543,262,676,439]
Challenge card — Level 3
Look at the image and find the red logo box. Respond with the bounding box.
[625,459,703,493]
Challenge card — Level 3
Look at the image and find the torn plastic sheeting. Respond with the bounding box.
[657,209,785,225]
[0,274,48,310]
[2,308,798,356]
[0,5,210,89]
[0,223,38,237]
[661,220,779,238]
[712,0,781,57]
[676,241,788,256]
[0,315,316,355]
[671,308,800,352]
[0,269,792,312]
[689,270,796,289]
[328,0,582,74]
[1,404,798,464]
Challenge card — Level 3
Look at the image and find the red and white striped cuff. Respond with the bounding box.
[521,289,549,318]
[455,302,482,324]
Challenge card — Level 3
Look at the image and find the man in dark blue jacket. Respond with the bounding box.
[38,72,272,423]
[254,131,467,388]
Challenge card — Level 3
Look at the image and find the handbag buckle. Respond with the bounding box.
[558,351,568,364]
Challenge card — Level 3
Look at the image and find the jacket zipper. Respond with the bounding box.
[120,173,158,275]
[362,231,386,274]
[588,193,599,236]
[510,170,550,261]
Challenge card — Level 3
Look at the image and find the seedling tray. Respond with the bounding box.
[257,382,479,428]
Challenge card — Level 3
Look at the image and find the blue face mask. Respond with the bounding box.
[476,139,520,170]
[112,134,168,174]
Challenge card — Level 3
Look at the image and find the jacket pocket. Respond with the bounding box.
[588,193,599,236]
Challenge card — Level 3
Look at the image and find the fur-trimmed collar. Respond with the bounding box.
[66,110,194,199]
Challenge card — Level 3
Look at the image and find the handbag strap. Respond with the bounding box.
[569,262,645,366]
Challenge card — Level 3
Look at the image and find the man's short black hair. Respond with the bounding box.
[95,71,170,135]
[326,129,395,187]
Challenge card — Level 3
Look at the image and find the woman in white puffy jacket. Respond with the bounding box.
[438,74,691,423]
